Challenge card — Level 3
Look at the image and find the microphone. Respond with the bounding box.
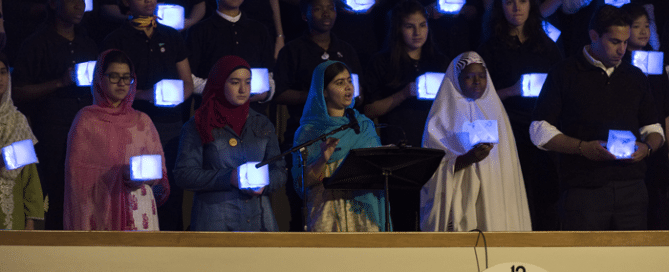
[377,123,408,147]
[345,108,360,134]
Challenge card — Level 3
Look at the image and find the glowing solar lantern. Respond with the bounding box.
[606,130,636,159]
[238,162,269,189]
[250,68,270,94]
[542,21,561,43]
[130,155,162,181]
[154,79,184,107]
[605,0,630,7]
[156,4,185,30]
[521,73,548,97]
[345,0,374,13]
[75,61,96,87]
[438,0,465,14]
[351,73,360,98]
[461,120,498,149]
[416,72,445,100]
[84,0,93,12]
[632,51,664,75]
[2,140,38,170]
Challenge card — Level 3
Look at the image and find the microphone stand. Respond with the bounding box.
[256,122,358,231]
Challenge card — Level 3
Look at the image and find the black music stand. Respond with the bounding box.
[323,146,445,231]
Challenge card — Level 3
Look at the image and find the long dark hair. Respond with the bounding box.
[384,0,438,88]
[488,0,550,54]
[620,3,649,23]
[324,62,351,87]
[0,53,8,69]
[589,5,632,36]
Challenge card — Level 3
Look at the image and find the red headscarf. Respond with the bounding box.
[195,55,251,144]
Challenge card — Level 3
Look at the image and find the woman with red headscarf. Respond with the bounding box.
[64,49,170,231]
[174,55,286,231]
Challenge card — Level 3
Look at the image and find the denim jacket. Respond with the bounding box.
[174,109,286,231]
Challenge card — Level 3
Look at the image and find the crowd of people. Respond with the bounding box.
[1,0,668,233]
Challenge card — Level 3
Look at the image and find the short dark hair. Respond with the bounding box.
[299,0,335,16]
[323,62,350,87]
[589,4,633,36]
[620,3,649,22]
[101,50,135,75]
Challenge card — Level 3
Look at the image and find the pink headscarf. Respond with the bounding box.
[88,49,137,124]
[64,50,170,230]
[195,55,251,144]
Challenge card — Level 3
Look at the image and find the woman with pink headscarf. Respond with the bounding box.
[64,49,170,231]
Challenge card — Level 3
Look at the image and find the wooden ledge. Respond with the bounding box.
[1,231,668,248]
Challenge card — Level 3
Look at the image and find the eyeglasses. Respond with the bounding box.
[104,73,135,84]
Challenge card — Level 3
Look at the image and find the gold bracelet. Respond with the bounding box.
[644,142,652,157]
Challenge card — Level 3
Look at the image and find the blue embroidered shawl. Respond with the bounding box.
[292,60,387,231]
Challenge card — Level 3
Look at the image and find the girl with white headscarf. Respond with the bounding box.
[420,51,531,232]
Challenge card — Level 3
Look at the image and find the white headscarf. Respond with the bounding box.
[0,72,38,229]
[420,51,531,232]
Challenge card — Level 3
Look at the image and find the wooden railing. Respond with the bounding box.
[2,231,668,247]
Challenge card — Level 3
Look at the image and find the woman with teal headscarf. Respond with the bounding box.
[292,60,388,232]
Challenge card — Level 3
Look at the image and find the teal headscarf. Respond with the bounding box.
[292,60,387,231]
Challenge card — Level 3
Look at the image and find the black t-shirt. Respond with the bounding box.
[12,24,98,123]
[274,32,362,143]
[102,23,189,122]
[623,47,669,187]
[186,13,274,79]
[331,7,383,69]
[102,23,189,90]
[186,12,274,115]
[552,0,603,57]
[623,45,669,121]
[478,35,563,127]
[240,0,276,37]
[363,50,449,147]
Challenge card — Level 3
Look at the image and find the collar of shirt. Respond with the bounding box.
[45,23,88,44]
[217,10,241,23]
[123,21,166,38]
[582,45,619,77]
